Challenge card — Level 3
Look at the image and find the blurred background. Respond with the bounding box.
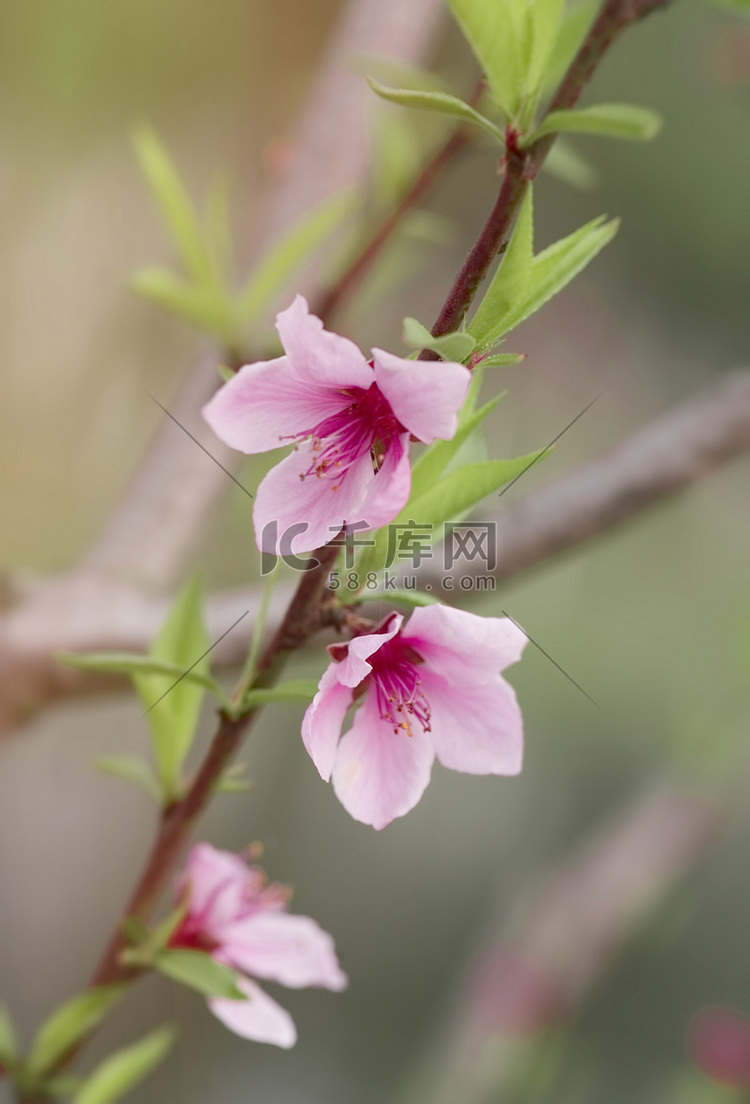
[1,0,749,1101]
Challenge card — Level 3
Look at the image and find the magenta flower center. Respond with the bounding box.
[367,637,431,736]
[290,383,403,488]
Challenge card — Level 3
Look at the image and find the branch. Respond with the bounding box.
[0,0,444,738]
[420,0,672,352]
[3,371,748,733]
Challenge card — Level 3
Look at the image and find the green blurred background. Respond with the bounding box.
[0,1,749,1102]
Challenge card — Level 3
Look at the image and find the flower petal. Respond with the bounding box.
[222,913,348,991]
[354,432,412,532]
[209,977,297,1048]
[276,296,373,389]
[404,605,527,685]
[202,356,346,455]
[178,843,251,931]
[422,669,523,775]
[253,444,375,555]
[301,664,354,781]
[332,692,435,829]
[372,349,470,444]
[335,614,403,688]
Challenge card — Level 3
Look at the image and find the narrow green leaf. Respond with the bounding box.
[473,215,620,345]
[57,651,221,697]
[477,352,525,366]
[367,588,440,607]
[238,190,355,322]
[367,78,504,142]
[526,0,566,109]
[241,679,320,709]
[360,448,545,576]
[402,317,476,362]
[541,0,599,94]
[216,763,254,795]
[130,268,232,340]
[27,987,126,1078]
[409,451,548,530]
[0,1005,19,1066]
[91,756,161,800]
[542,138,599,190]
[469,186,534,345]
[72,1026,176,1104]
[447,0,531,118]
[154,951,246,1000]
[133,575,211,802]
[42,1074,84,1096]
[410,392,506,502]
[132,126,214,288]
[528,103,663,143]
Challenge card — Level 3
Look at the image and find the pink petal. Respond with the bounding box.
[372,349,470,444]
[253,444,375,555]
[209,977,297,1048]
[179,844,250,931]
[202,357,344,454]
[335,614,403,688]
[355,432,412,532]
[222,913,348,991]
[301,664,354,781]
[332,692,435,829]
[404,606,527,685]
[421,670,523,776]
[276,296,373,389]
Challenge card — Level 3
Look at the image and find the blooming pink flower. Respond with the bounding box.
[202,296,470,554]
[302,605,527,829]
[170,843,347,1047]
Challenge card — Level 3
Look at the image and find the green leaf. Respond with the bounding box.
[27,987,126,1078]
[367,78,505,142]
[0,1004,19,1066]
[154,951,246,1000]
[447,0,532,119]
[43,1074,85,1096]
[366,588,440,607]
[72,1026,176,1104]
[130,267,232,341]
[132,126,214,288]
[542,138,599,190]
[402,317,477,362]
[360,448,545,576]
[216,763,254,794]
[410,391,506,502]
[526,0,566,111]
[57,651,222,697]
[409,451,548,529]
[241,679,320,710]
[477,352,525,367]
[91,756,161,800]
[528,103,663,143]
[541,0,599,94]
[469,186,534,346]
[471,215,619,346]
[133,575,211,803]
[237,190,355,322]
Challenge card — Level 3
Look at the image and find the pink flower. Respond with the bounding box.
[202,296,470,554]
[689,1008,750,1088]
[302,605,527,829]
[170,843,347,1048]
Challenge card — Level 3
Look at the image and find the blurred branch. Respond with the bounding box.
[0,0,444,737]
[419,786,728,1104]
[3,370,748,733]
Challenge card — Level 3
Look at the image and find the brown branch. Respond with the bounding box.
[3,371,749,733]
